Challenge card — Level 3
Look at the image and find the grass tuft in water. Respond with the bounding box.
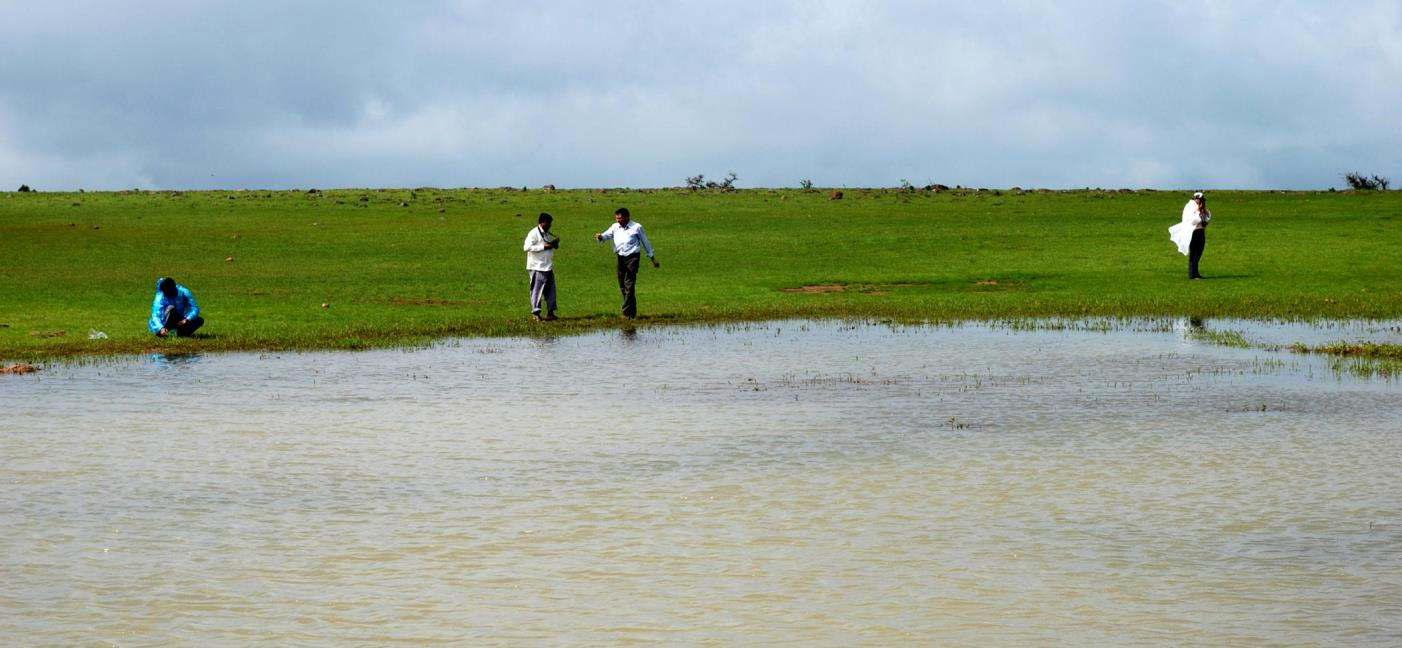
[1187,328,1252,348]
[1288,341,1402,378]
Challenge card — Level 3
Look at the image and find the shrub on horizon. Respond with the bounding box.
[684,171,738,192]
[1343,172,1391,190]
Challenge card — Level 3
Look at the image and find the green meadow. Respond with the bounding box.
[1,187,1398,360]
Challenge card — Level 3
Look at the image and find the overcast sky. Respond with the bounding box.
[1,1,1398,190]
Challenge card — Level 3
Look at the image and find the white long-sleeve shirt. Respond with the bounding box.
[597,220,654,257]
[524,225,556,271]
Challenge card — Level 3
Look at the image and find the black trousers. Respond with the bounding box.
[1188,229,1205,279]
[615,253,641,317]
[161,306,205,336]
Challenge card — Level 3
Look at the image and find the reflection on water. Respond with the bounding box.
[147,351,205,369]
[3,320,1400,645]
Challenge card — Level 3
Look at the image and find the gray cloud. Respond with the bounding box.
[1,0,1398,189]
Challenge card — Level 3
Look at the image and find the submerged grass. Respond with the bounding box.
[1293,341,1402,360]
[2,187,1400,361]
[1186,328,1252,348]
[1288,341,1402,379]
[1325,357,1399,379]
[1190,330,1401,379]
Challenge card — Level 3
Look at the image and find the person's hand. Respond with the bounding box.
[178,318,188,326]
[594,233,604,241]
[543,241,555,249]
[651,258,660,268]
[157,328,168,337]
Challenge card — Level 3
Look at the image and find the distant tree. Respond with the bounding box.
[1343,172,1390,190]
[799,178,814,191]
[899,179,915,192]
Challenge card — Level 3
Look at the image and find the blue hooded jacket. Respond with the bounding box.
[149,278,200,333]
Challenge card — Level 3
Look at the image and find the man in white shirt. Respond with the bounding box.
[523,213,559,321]
[595,207,658,318]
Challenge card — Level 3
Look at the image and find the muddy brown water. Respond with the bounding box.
[3,319,1400,645]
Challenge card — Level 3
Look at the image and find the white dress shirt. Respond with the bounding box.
[597,220,654,257]
[524,225,556,271]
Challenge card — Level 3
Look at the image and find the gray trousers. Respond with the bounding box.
[529,270,556,314]
[616,253,640,317]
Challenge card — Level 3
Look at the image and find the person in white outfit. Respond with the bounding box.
[523,213,559,320]
[1168,192,1211,279]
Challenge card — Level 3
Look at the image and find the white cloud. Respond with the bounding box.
[1,0,1398,189]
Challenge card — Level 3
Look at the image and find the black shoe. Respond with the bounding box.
[543,313,557,321]
[532,313,544,321]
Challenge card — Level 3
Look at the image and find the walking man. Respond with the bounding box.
[148,276,205,337]
[595,207,658,319]
[524,212,559,321]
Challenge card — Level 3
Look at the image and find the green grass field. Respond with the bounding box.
[1,187,1398,360]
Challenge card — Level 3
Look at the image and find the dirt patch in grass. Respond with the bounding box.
[1,363,40,375]
[971,278,1026,290]
[389,297,467,307]
[28,330,66,338]
[861,283,922,292]
[782,281,931,295]
[781,284,848,294]
[781,279,1027,294]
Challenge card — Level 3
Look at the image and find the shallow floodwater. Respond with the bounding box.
[3,319,1400,645]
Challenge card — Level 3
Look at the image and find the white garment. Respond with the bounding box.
[1168,200,1211,256]
[597,220,654,257]
[524,225,556,271]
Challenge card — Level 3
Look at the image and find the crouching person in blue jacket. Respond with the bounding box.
[149,277,204,337]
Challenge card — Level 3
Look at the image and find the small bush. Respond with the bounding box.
[1343,172,1390,190]
[685,171,738,192]
[799,179,814,191]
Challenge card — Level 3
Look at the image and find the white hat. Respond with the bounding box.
[1192,192,1204,199]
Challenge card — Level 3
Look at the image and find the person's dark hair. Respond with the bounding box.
[614,207,629,218]
[538,212,552,224]
[158,277,176,296]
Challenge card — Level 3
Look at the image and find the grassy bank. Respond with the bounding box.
[1,187,1399,360]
